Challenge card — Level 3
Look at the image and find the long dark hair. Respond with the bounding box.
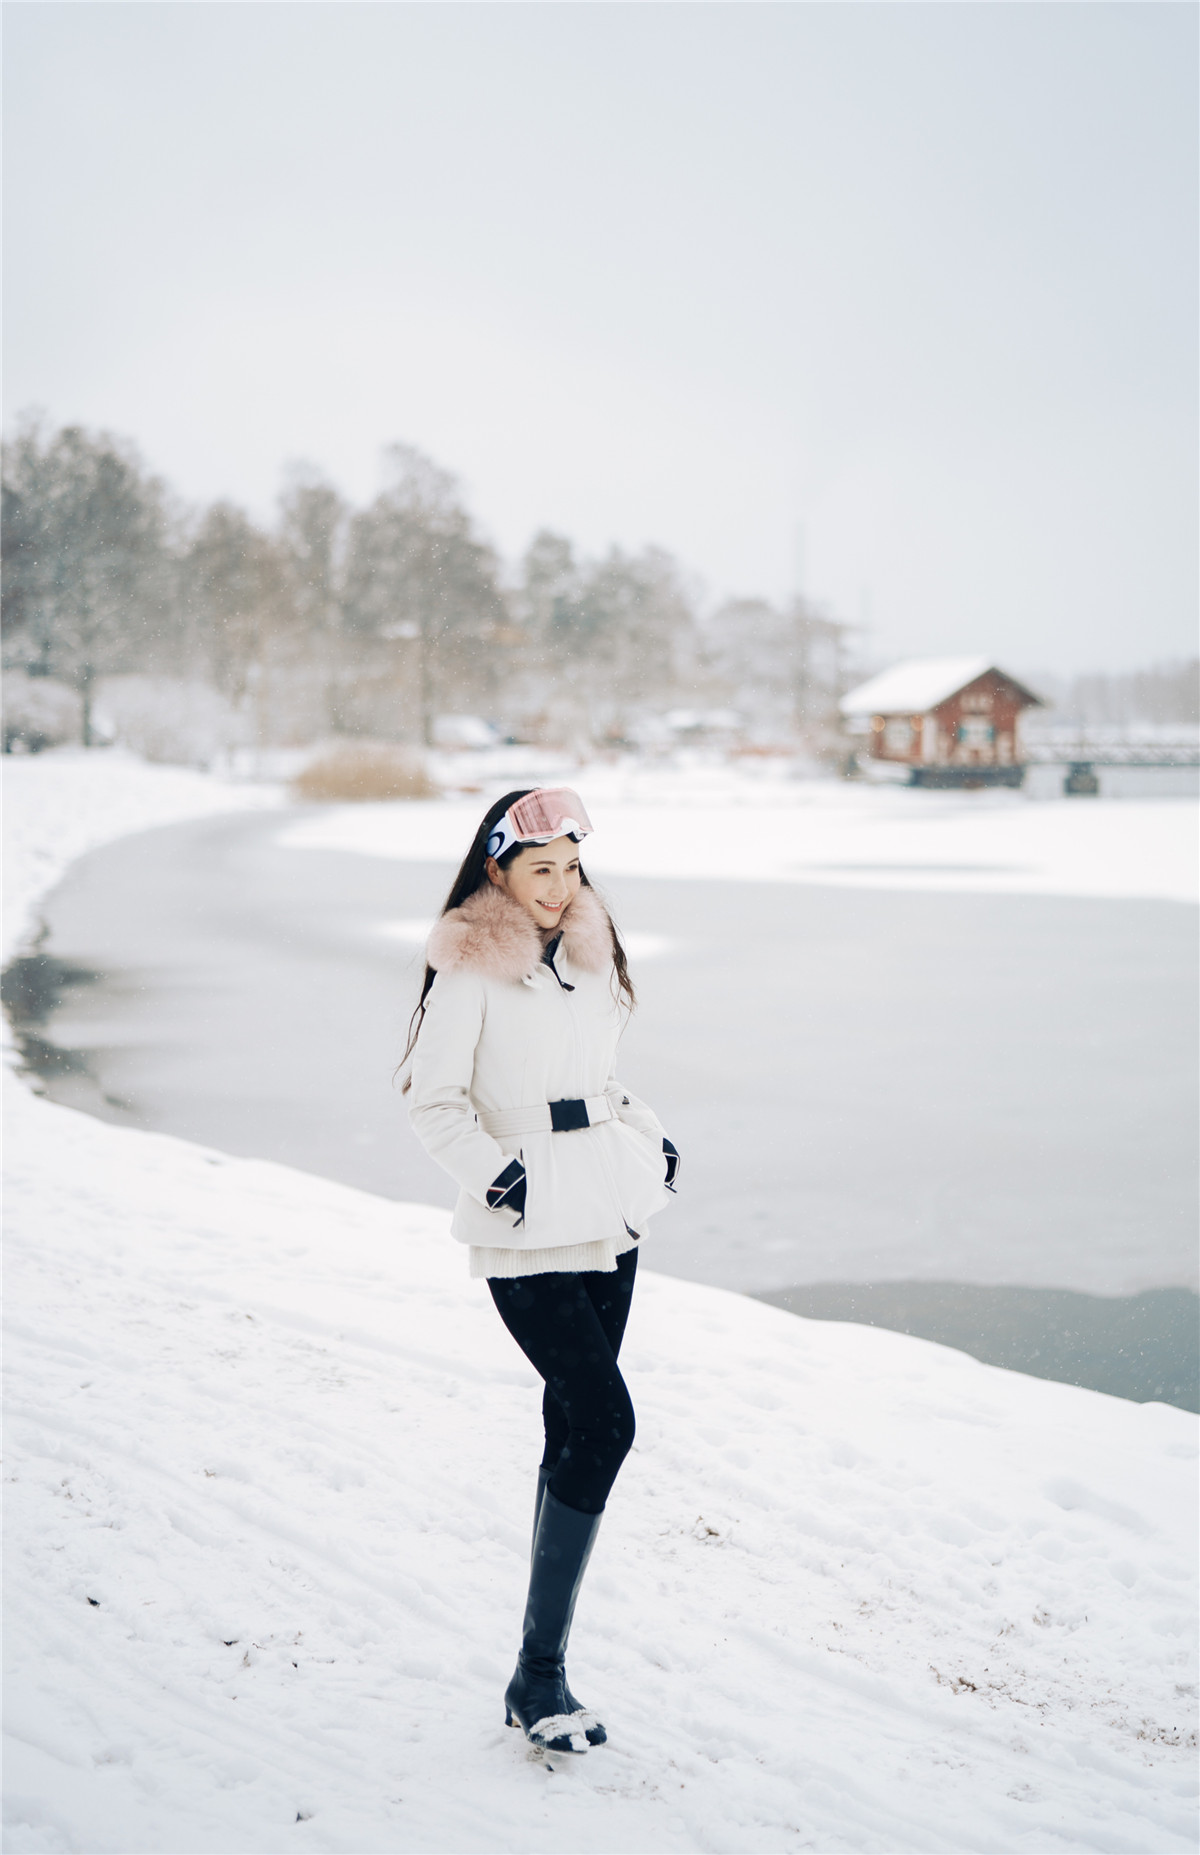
[398,788,635,1088]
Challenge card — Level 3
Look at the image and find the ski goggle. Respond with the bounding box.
[485,787,595,862]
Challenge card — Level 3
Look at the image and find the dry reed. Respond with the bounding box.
[292,744,437,803]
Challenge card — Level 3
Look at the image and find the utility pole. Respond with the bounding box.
[792,521,808,742]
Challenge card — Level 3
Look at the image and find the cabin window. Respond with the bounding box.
[961,691,993,711]
[883,718,913,753]
[958,718,994,749]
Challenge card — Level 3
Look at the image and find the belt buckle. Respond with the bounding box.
[549,1098,590,1133]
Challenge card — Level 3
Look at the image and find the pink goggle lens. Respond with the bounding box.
[507,787,594,842]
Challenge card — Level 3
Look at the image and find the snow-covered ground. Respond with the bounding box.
[279,769,1199,904]
[6,1081,1198,1854]
[4,752,1198,1852]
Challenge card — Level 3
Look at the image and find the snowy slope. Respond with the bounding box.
[4,753,1198,1852]
[5,1080,1197,1855]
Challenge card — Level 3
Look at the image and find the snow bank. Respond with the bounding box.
[5,1081,1197,1854]
[2,749,281,962]
[3,750,1197,1851]
[278,776,1199,904]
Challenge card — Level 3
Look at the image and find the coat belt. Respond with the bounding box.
[477,1095,615,1137]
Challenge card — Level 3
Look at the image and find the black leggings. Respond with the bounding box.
[488,1247,638,1516]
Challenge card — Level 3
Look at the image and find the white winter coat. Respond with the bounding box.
[408,882,672,1254]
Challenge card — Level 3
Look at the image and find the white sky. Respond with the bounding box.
[4,2,1196,673]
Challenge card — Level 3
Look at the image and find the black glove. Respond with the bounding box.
[663,1137,680,1192]
[487,1158,527,1225]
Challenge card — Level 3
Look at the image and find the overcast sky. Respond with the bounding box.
[4,2,1196,674]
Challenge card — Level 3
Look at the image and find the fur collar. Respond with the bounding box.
[426,882,613,982]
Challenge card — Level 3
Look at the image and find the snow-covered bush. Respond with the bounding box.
[432,713,502,749]
[2,673,82,753]
[92,675,247,768]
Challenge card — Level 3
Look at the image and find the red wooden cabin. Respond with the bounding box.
[840,657,1044,788]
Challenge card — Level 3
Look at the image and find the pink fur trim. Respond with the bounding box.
[426,881,614,981]
[426,883,540,982]
[557,885,614,973]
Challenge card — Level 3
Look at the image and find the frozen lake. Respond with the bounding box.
[20,805,1197,1290]
[11,805,1197,1405]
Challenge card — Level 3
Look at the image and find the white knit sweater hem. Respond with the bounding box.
[469,1228,639,1280]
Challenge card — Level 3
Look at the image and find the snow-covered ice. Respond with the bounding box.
[278,770,1199,904]
[4,752,1198,1852]
[2,750,282,963]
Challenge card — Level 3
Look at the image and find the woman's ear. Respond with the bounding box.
[485,856,505,889]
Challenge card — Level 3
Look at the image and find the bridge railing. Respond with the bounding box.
[1022,741,1200,768]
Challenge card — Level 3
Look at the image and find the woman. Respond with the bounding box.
[404,786,679,1758]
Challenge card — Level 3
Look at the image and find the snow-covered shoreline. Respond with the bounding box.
[3,753,1197,1852]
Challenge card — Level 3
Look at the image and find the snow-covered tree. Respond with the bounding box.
[2,420,171,744]
[510,532,698,747]
[277,467,350,735]
[180,502,292,724]
[699,595,854,750]
[340,445,504,743]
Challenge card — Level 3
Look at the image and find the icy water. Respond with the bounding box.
[9,808,1197,1410]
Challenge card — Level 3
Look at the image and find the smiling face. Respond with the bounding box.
[486,835,582,929]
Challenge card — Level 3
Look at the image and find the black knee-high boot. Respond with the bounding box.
[505,1487,605,1754]
[531,1467,607,1746]
[533,1461,551,1536]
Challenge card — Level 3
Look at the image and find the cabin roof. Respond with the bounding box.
[840,656,1042,717]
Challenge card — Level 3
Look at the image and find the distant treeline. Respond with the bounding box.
[0,417,852,758]
[1025,662,1198,729]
